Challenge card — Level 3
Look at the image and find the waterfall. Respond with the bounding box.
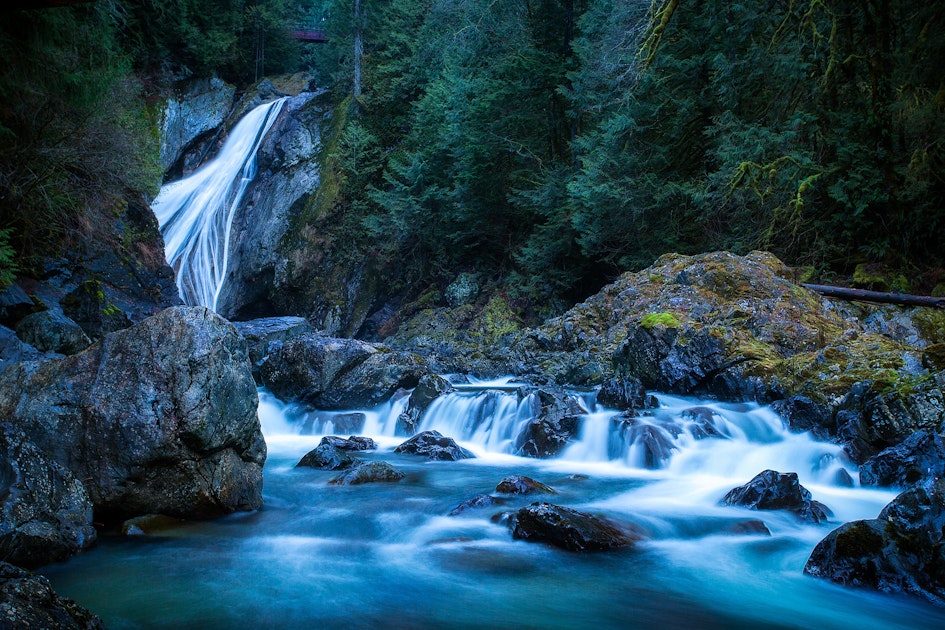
[152,98,287,310]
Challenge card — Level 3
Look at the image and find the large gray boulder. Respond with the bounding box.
[0,424,96,568]
[0,562,104,629]
[0,306,265,521]
[15,310,91,355]
[259,332,430,409]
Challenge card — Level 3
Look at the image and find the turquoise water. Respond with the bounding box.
[40,388,945,629]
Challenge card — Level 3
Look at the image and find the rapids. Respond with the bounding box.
[41,382,945,629]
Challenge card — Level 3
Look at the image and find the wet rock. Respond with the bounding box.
[325,412,366,434]
[319,435,377,451]
[259,332,429,410]
[614,420,678,468]
[121,514,185,536]
[509,502,639,551]
[15,310,91,355]
[597,376,657,411]
[0,306,265,522]
[160,75,236,172]
[394,430,474,461]
[804,478,945,605]
[616,324,729,396]
[495,475,556,495]
[720,470,832,524]
[232,316,313,380]
[297,443,361,470]
[328,461,406,485]
[515,389,584,458]
[859,429,945,488]
[0,561,105,629]
[449,494,504,516]
[397,374,454,435]
[0,424,96,568]
[680,407,726,440]
[725,519,772,536]
[769,396,831,440]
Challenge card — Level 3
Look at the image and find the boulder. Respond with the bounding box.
[61,279,133,339]
[0,562,105,629]
[515,389,584,458]
[0,306,265,522]
[0,325,44,372]
[859,429,945,488]
[0,283,35,328]
[614,419,678,468]
[232,316,313,380]
[394,430,474,461]
[296,443,361,470]
[720,470,832,524]
[495,475,556,495]
[680,407,726,440]
[448,494,504,516]
[397,374,454,435]
[259,332,429,409]
[15,310,91,355]
[596,376,657,411]
[319,435,377,451]
[804,478,945,605]
[509,502,639,551]
[328,461,405,485]
[0,423,96,568]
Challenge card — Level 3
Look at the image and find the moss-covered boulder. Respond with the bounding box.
[804,478,945,605]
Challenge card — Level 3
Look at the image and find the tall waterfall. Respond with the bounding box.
[152,98,287,310]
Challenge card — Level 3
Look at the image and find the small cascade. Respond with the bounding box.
[152,98,287,310]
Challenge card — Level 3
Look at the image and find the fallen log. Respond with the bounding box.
[802,284,945,309]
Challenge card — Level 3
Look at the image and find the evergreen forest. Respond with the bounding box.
[2,0,944,316]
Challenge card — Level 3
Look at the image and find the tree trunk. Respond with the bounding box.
[802,284,945,309]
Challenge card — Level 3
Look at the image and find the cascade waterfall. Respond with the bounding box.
[152,98,287,310]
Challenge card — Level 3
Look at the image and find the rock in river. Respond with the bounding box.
[0,423,96,568]
[0,561,104,629]
[509,502,639,551]
[394,430,474,461]
[804,478,945,606]
[721,469,832,523]
[0,306,265,522]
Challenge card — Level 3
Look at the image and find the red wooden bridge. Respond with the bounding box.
[291,29,328,44]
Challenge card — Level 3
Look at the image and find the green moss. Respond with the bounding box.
[852,263,910,292]
[640,312,681,329]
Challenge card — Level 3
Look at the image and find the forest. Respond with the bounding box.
[1,0,943,315]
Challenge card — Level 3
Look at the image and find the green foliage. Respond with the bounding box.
[0,228,18,287]
[640,312,681,330]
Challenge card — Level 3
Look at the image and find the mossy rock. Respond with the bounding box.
[640,312,681,330]
[852,263,910,293]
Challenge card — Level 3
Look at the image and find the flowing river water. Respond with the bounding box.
[42,381,945,629]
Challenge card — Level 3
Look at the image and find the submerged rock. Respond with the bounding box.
[319,435,377,451]
[448,494,504,516]
[612,417,678,468]
[720,470,832,524]
[509,502,639,551]
[804,478,945,605]
[0,306,265,521]
[121,514,186,537]
[328,461,406,485]
[495,475,556,495]
[0,423,96,568]
[859,429,945,488]
[297,443,361,470]
[394,430,474,461]
[0,562,105,629]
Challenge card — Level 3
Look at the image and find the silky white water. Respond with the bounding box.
[42,383,945,628]
[152,98,286,310]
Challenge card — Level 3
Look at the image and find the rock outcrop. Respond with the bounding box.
[859,429,945,488]
[14,310,90,356]
[804,478,945,605]
[0,424,96,568]
[259,332,429,409]
[0,562,105,629]
[0,306,265,521]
